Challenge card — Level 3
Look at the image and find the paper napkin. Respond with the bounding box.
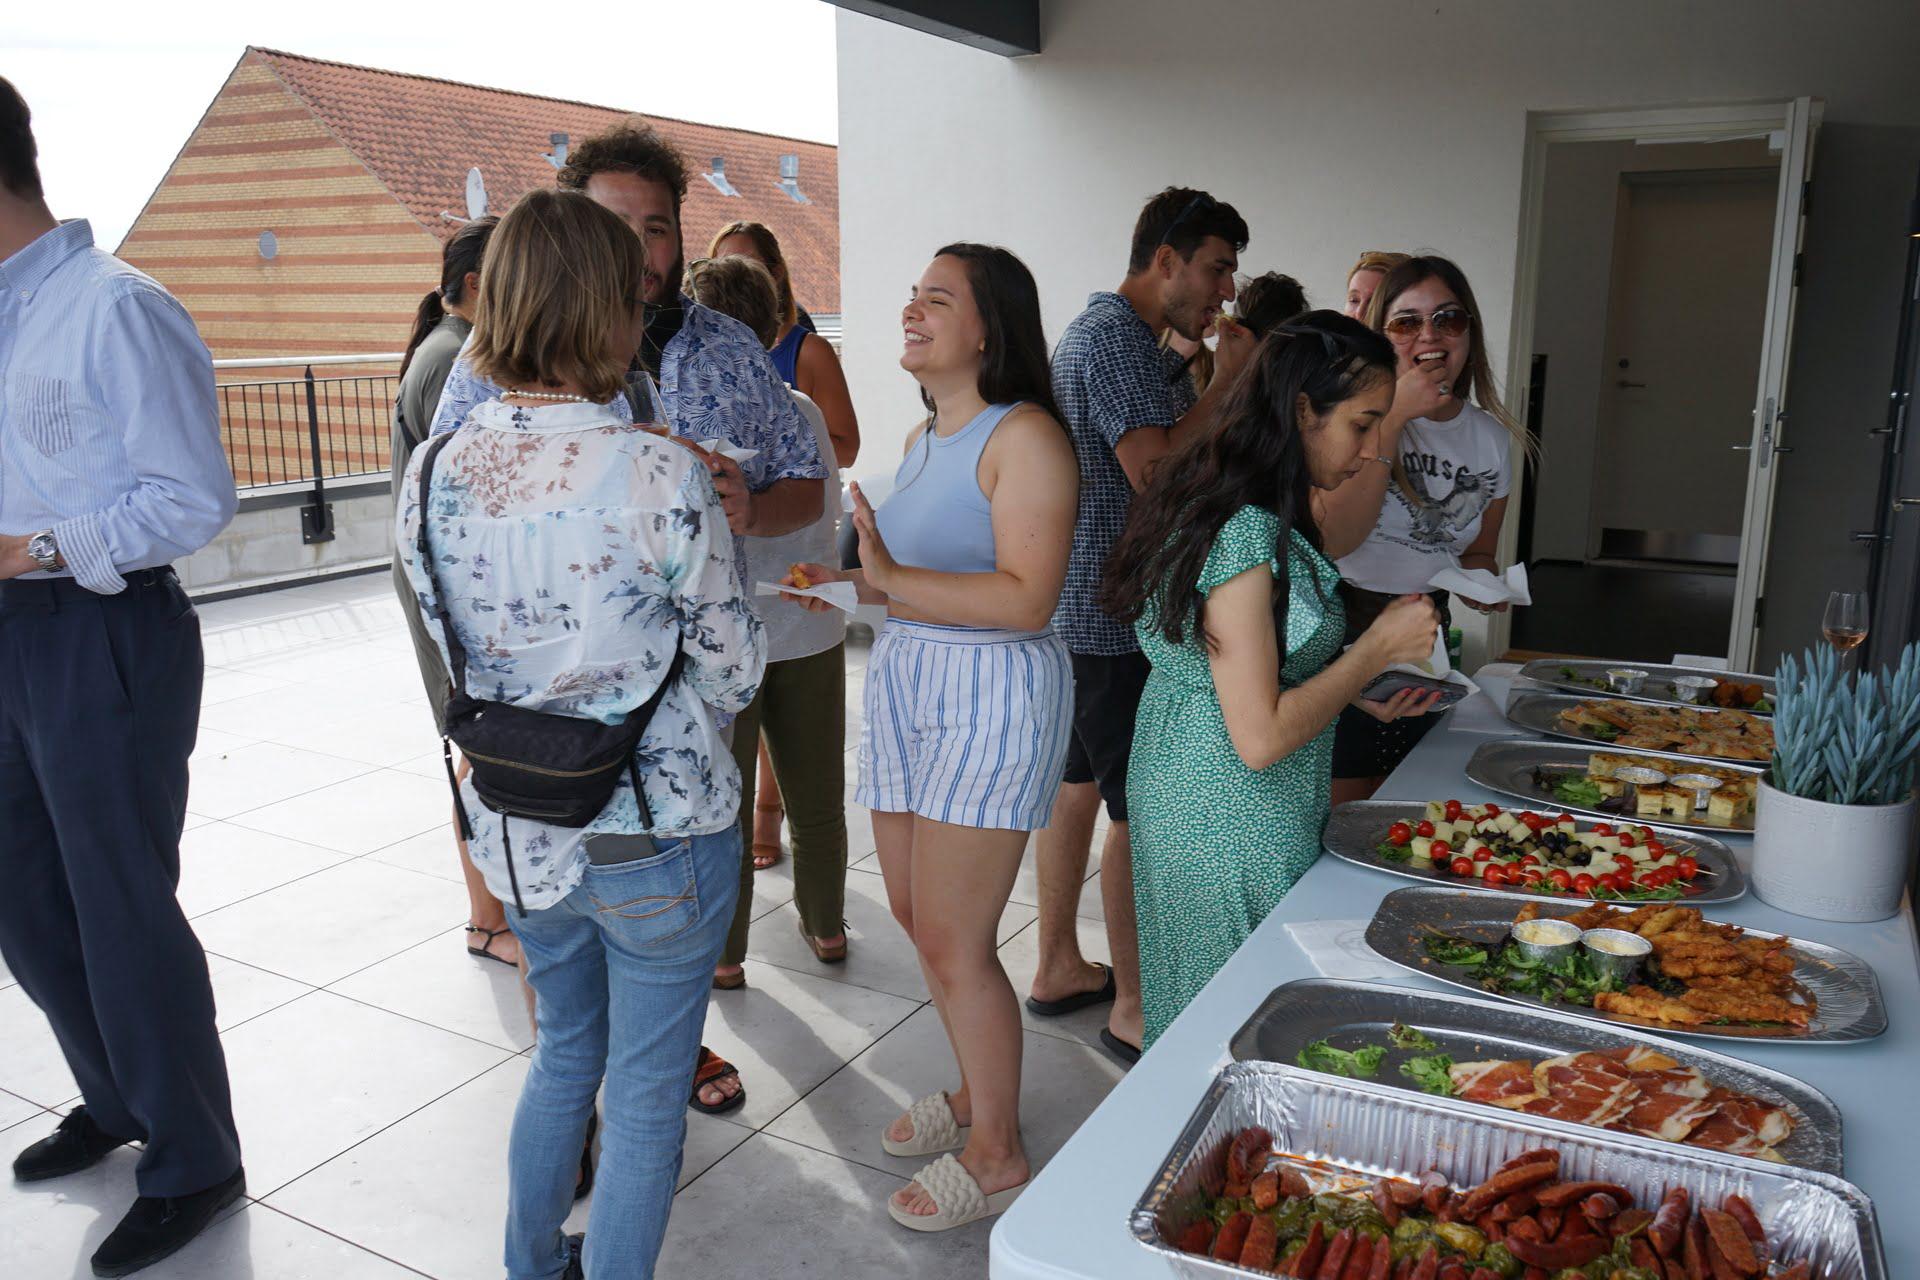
[695,438,760,464]
[755,580,859,613]
[1428,562,1532,607]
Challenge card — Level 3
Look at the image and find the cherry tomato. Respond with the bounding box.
[1518,866,1546,884]
[1449,857,1474,877]
[1618,832,1637,849]
[1638,871,1665,889]
[1387,822,1413,846]
[1572,873,1597,894]
[1644,840,1667,859]
[1431,840,1452,858]
[1444,799,1463,821]
[1547,868,1573,890]
[1555,813,1576,826]
[1472,846,1494,862]
[1675,855,1699,881]
[1483,804,1501,817]
[1416,820,1436,838]
[1519,853,1541,867]
[1592,823,1613,836]
[1613,853,1637,871]
[1520,812,1546,833]
[1482,865,1507,887]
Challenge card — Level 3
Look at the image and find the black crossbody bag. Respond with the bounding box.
[413,432,684,913]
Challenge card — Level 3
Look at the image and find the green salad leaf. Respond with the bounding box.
[1400,1054,1456,1095]
[1387,1022,1437,1050]
[1422,933,1491,967]
[1296,1039,1386,1078]
[1551,774,1607,808]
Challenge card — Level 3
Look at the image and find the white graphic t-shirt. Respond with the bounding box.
[1337,403,1513,595]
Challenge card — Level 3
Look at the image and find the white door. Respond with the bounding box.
[1727,96,1821,667]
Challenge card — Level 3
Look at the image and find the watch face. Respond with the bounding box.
[27,533,57,567]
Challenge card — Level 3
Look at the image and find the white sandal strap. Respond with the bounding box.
[913,1154,986,1221]
[904,1092,962,1151]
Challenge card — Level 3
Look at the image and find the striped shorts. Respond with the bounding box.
[856,619,1074,831]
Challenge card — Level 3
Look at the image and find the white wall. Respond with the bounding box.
[834,0,1920,661]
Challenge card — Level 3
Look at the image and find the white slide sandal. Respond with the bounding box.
[885,1153,1027,1233]
[880,1091,970,1158]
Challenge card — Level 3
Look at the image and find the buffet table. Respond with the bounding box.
[990,668,1918,1278]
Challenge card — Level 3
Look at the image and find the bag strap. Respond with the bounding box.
[413,432,470,693]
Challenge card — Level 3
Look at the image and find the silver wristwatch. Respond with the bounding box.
[25,531,59,573]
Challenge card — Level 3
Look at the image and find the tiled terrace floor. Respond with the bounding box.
[0,573,1124,1279]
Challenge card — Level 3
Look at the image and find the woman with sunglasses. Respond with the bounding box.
[1318,254,1532,804]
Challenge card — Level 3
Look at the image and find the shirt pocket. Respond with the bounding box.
[12,374,78,457]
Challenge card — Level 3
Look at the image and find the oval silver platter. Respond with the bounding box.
[1506,689,1774,766]
[1362,885,1887,1044]
[1464,737,1762,836]
[1517,657,1775,713]
[1228,976,1841,1172]
[1324,798,1748,904]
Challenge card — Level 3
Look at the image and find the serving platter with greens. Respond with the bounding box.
[1227,978,1842,1172]
[1463,739,1763,835]
[1517,658,1775,713]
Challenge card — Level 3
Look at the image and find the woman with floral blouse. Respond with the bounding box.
[397,188,764,1280]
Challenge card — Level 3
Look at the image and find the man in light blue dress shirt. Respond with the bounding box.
[0,79,244,1277]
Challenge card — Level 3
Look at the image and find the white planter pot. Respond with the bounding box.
[1751,778,1918,922]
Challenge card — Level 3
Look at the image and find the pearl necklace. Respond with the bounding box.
[504,388,594,403]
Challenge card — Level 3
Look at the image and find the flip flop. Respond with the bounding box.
[1023,962,1115,1017]
[881,1091,970,1158]
[465,925,517,969]
[886,1153,1027,1232]
[1099,1027,1142,1066]
[689,1047,746,1116]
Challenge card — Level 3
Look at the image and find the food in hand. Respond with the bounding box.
[788,563,812,590]
[1171,1129,1828,1276]
[1375,801,1706,900]
[1555,700,1773,761]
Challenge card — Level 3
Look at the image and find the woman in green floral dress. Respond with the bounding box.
[1103,312,1444,1047]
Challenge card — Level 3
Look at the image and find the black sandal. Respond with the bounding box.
[573,1110,598,1202]
[689,1047,747,1116]
[465,925,516,968]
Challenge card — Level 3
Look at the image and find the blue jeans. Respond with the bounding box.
[503,828,740,1280]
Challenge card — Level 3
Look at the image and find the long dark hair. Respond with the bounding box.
[1103,310,1395,650]
[400,216,498,381]
[918,242,1061,424]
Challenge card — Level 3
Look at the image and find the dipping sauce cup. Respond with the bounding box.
[1512,917,1581,965]
[1606,668,1649,695]
[1582,927,1653,983]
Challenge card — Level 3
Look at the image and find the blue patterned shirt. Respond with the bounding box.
[429,296,826,583]
[397,397,766,911]
[0,220,237,592]
[1050,292,1176,655]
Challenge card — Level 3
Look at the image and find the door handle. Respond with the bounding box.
[1731,444,1752,452]
[1851,531,1889,543]
[1895,497,1920,511]
[1616,380,1647,389]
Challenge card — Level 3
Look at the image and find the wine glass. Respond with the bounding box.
[1822,591,1869,667]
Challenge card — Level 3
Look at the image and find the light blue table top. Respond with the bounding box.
[991,672,1915,1278]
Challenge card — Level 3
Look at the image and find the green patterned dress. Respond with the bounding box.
[1128,505,1346,1047]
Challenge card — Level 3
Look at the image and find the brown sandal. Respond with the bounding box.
[799,917,848,964]
[712,966,747,990]
[689,1047,746,1116]
[752,803,785,870]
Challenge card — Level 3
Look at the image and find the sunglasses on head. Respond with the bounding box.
[1383,306,1472,340]
[1157,193,1218,248]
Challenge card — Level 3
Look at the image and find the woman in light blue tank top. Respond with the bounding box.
[776,244,1077,1234]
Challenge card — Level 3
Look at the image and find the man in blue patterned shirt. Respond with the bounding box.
[1028,187,1252,1064]
[0,79,244,1276]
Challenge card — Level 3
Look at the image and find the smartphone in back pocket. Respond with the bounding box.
[583,832,660,866]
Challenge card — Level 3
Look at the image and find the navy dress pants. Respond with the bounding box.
[0,570,240,1196]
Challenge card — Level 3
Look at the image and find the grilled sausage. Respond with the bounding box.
[1281,1168,1313,1200]
[1367,1236,1394,1280]
[1240,1214,1281,1271]
[1537,1207,1563,1239]
[1491,1190,1538,1223]
[1612,1207,1655,1239]
[1580,1193,1620,1223]
[1534,1180,1633,1209]
[1701,1208,1760,1275]
[1421,1170,1452,1216]
[1721,1195,1769,1266]
[1314,1226,1354,1280]
[1455,1160,1559,1219]
[1290,1220,1327,1278]
[1211,1211,1252,1263]
[1174,1219,1215,1255]
[1226,1127,1272,1189]
[1494,1148,1561,1175]
[1387,1178,1426,1208]
[1339,1233,1374,1280]
[1252,1170,1282,1210]
[1682,1214,1711,1280]
[1502,1233,1611,1271]
[1407,1244,1441,1280]
[1371,1179,1401,1226]
[1649,1187,1691,1257]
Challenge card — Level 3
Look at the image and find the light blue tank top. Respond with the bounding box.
[875,402,1021,575]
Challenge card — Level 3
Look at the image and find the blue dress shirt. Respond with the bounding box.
[0,220,237,593]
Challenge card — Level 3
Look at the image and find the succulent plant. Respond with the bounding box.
[1769,642,1920,806]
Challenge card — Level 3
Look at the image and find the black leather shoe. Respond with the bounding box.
[562,1233,585,1280]
[90,1166,246,1277]
[12,1107,134,1183]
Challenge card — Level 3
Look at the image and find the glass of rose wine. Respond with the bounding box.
[1823,591,1869,667]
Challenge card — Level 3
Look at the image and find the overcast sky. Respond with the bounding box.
[4,0,839,249]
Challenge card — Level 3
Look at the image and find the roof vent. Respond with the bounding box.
[544,133,569,170]
[778,154,810,204]
[703,157,741,197]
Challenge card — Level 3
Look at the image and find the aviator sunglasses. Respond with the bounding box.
[1382,305,1472,340]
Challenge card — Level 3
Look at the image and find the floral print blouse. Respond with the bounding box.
[397,397,766,911]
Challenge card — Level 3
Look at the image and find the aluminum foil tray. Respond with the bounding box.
[1464,737,1762,835]
[1130,1061,1884,1280]
[1517,658,1775,713]
[1506,690,1773,765]
[1323,798,1748,904]
[1228,977,1841,1173]
[1363,885,1888,1044]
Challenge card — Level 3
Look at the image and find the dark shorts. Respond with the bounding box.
[1330,583,1451,781]
[1061,649,1151,822]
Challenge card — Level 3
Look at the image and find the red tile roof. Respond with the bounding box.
[250,47,839,312]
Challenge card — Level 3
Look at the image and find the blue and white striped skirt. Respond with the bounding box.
[855,618,1074,831]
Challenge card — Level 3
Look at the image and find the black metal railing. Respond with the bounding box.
[213,354,402,544]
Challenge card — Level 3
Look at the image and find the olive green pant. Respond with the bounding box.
[722,641,848,965]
